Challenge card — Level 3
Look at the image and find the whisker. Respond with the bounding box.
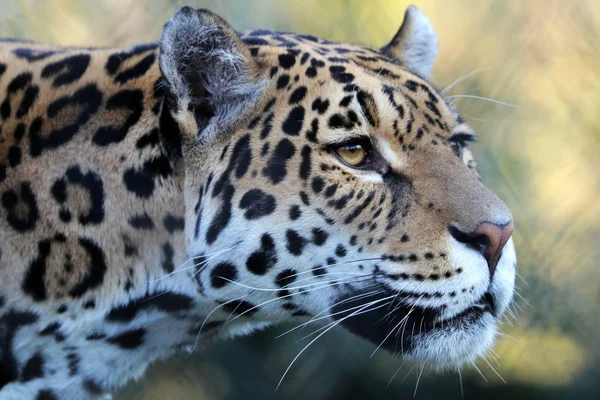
[442,67,491,95]
[483,357,506,383]
[401,365,416,383]
[227,277,377,324]
[276,295,396,390]
[515,272,530,287]
[446,94,518,108]
[472,362,488,382]
[458,368,464,397]
[373,295,423,357]
[413,363,425,397]
[297,299,392,342]
[189,296,246,355]
[513,290,533,308]
[154,243,240,282]
[275,289,383,339]
[386,361,405,389]
[214,273,373,293]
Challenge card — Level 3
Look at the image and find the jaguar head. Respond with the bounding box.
[158,5,516,370]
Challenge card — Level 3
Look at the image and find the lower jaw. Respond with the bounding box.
[331,290,490,357]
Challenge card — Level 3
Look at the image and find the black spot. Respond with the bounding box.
[93,90,144,146]
[401,234,409,242]
[2,181,39,232]
[261,113,274,139]
[206,183,234,245]
[35,389,59,400]
[311,176,326,196]
[136,128,160,149]
[339,95,353,107]
[305,118,319,143]
[210,262,238,288]
[163,214,185,233]
[239,189,276,220]
[324,184,338,198]
[128,213,154,229]
[312,98,330,114]
[298,145,313,180]
[0,310,38,389]
[7,146,21,167]
[344,191,375,224]
[105,43,157,78]
[83,299,95,309]
[260,142,269,157]
[221,300,258,316]
[278,53,296,69]
[312,228,328,246]
[83,379,104,395]
[335,245,347,257]
[312,265,326,276]
[286,229,308,256]
[300,191,310,206]
[106,292,194,322]
[22,239,51,301]
[30,84,103,157]
[161,242,175,273]
[123,155,172,198]
[60,166,105,225]
[282,106,305,136]
[41,54,90,88]
[1,72,32,119]
[275,269,297,288]
[277,74,290,89]
[21,352,44,381]
[263,139,296,184]
[328,113,355,130]
[68,238,107,298]
[107,328,145,349]
[289,205,301,220]
[16,85,39,118]
[115,52,156,84]
[289,86,307,104]
[246,234,277,275]
[329,65,354,83]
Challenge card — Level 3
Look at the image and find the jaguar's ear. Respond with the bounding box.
[380,5,438,79]
[159,7,264,143]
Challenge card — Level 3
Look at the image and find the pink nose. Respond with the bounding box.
[449,221,514,278]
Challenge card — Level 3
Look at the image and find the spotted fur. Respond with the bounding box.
[0,6,516,399]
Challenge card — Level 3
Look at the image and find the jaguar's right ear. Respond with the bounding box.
[159,7,264,143]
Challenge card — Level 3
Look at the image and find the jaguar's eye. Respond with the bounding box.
[450,140,463,158]
[334,143,368,167]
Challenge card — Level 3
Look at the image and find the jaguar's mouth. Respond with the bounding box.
[331,289,497,359]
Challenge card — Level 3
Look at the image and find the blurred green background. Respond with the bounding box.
[1,0,598,399]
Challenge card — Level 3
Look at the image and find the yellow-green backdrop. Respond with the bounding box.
[1,1,598,399]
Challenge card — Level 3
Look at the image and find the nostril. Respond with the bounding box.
[448,221,513,279]
[448,225,489,255]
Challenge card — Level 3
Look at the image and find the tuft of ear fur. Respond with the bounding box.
[380,5,438,79]
[159,7,264,142]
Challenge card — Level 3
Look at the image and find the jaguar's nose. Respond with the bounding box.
[449,221,514,279]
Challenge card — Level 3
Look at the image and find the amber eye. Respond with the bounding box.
[450,141,463,158]
[335,143,367,167]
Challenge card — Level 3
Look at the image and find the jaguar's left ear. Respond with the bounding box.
[380,5,438,79]
[159,7,264,143]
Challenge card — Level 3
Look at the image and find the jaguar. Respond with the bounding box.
[0,5,516,399]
